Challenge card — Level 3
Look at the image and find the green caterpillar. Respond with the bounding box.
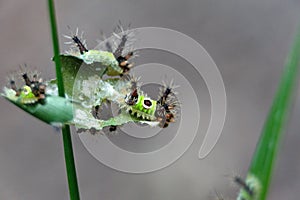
[236,174,261,200]
[129,95,157,120]
[64,28,133,77]
[78,50,122,76]
[3,27,179,130]
[64,28,178,131]
[82,75,178,130]
[9,72,46,105]
[122,80,177,128]
[3,70,73,125]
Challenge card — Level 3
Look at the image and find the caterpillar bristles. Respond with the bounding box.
[64,27,88,54]
[111,21,136,59]
[5,66,47,104]
[98,30,113,52]
[9,79,20,96]
[233,176,254,197]
[125,74,141,90]
[223,172,257,199]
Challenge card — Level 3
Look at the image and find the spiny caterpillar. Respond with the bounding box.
[235,174,261,200]
[67,27,179,131]
[8,68,46,104]
[2,26,179,131]
[123,78,178,128]
[214,174,261,200]
[83,75,179,131]
[1,25,179,130]
[64,27,134,77]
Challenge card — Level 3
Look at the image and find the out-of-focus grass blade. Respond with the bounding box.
[237,27,300,200]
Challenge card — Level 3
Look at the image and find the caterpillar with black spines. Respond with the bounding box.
[64,26,134,77]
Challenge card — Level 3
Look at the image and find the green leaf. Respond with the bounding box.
[72,105,159,131]
[2,88,73,124]
[237,26,300,200]
[68,75,160,130]
[52,55,108,97]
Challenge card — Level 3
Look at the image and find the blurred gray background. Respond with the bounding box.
[1,0,300,199]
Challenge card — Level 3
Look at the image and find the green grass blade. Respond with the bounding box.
[48,0,80,199]
[237,27,300,200]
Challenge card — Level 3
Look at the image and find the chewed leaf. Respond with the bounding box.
[58,55,82,96]
[72,108,132,129]
[52,55,108,97]
[72,105,158,130]
[77,50,122,76]
[69,75,132,130]
[2,87,74,124]
[69,74,159,130]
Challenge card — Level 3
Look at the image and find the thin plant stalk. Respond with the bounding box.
[238,27,300,200]
[48,0,80,199]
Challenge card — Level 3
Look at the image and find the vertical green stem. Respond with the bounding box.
[239,27,300,200]
[48,0,65,97]
[61,125,80,200]
[48,0,80,200]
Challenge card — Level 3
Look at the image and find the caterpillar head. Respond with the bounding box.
[9,70,47,104]
[123,84,178,128]
[124,89,157,120]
